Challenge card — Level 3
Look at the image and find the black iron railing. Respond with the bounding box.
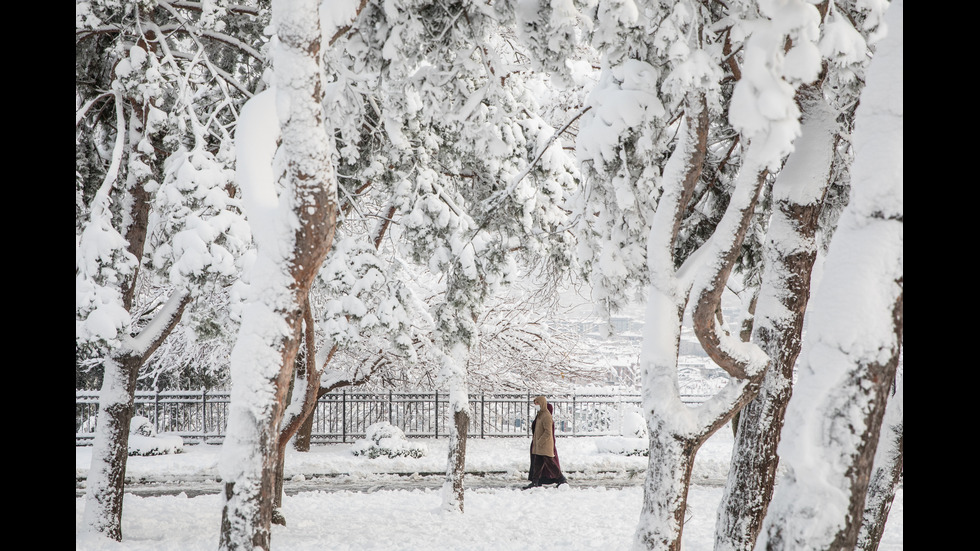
[75,390,712,445]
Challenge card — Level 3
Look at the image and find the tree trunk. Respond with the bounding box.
[759,300,902,550]
[634,431,699,551]
[218,0,338,546]
[441,360,471,513]
[81,86,165,541]
[273,302,321,524]
[756,2,903,547]
[219,319,301,550]
[272,450,288,526]
[81,354,141,540]
[83,291,190,540]
[444,406,470,512]
[294,412,314,452]
[271,353,299,526]
[714,93,836,551]
[856,368,902,551]
[634,88,771,550]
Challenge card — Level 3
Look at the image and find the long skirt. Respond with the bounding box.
[528,453,566,484]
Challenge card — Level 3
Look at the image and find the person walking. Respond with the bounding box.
[524,395,568,489]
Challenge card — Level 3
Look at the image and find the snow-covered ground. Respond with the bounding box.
[75,426,903,550]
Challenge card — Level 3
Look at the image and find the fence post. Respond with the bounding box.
[527,392,531,436]
[434,392,439,438]
[202,388,208,444]
[389,390,393,426]
[342,390,347,443]
[154,388,160,436]
[572,394,576,436]
[480,394,485,439]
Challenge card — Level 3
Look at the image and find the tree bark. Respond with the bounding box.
[856,368,902,551]
[293,412,315,452]
[757,2,903,546]
[714,93,836,551]
[83,291,190,540]
[273,300,318,524]
[445,406,470,512]
[634,89,771,551]
[82,354,141,541]
[760,295,902,550]
[218,0,338,547]
[635,431,699,551]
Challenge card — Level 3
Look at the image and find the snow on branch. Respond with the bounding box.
[729,0,823,169]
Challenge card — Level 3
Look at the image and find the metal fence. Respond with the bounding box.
[75,390,712,446]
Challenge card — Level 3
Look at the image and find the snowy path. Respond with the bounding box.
[75,434,903,550]
[73,431,763,498]
[76,470,677,498]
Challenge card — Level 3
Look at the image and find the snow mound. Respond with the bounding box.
[351,422,427,459]
[128,416,184,456]
[594,436,648,457]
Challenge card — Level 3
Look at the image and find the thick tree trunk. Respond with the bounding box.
[757,3,902,547]
[759,304,902,550]
[218,0,338,546]
[714,94,836,551]
[634,90,770,551]
[82,92,163,541]
[81,354,141,540]
[83,291,190,540]
[219,320,301,551]
[634,431,699,551]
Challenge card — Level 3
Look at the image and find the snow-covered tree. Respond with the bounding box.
[76,0,259,540]
[268,203,429,523]
[714,1,892,548]
[856,359,902,551]
[856,360,905,551]
[191,0,599,525]
[756,1,902,548]
[521,0,831,547]
[714,88,838,551]
[216,0,356,546]
[313,0,583,513]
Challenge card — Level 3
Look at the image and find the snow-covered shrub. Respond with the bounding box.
[594,436,648,457]
[351,422,427,459]
[127,415,183,456]
[594,404,648,456]
[619,405,647,438]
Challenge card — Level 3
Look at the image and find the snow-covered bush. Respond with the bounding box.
[619,405,647,438]
[594,436,648,457]
[127,415,183,456]
[350,422,427,459]
[594,404,649,456]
